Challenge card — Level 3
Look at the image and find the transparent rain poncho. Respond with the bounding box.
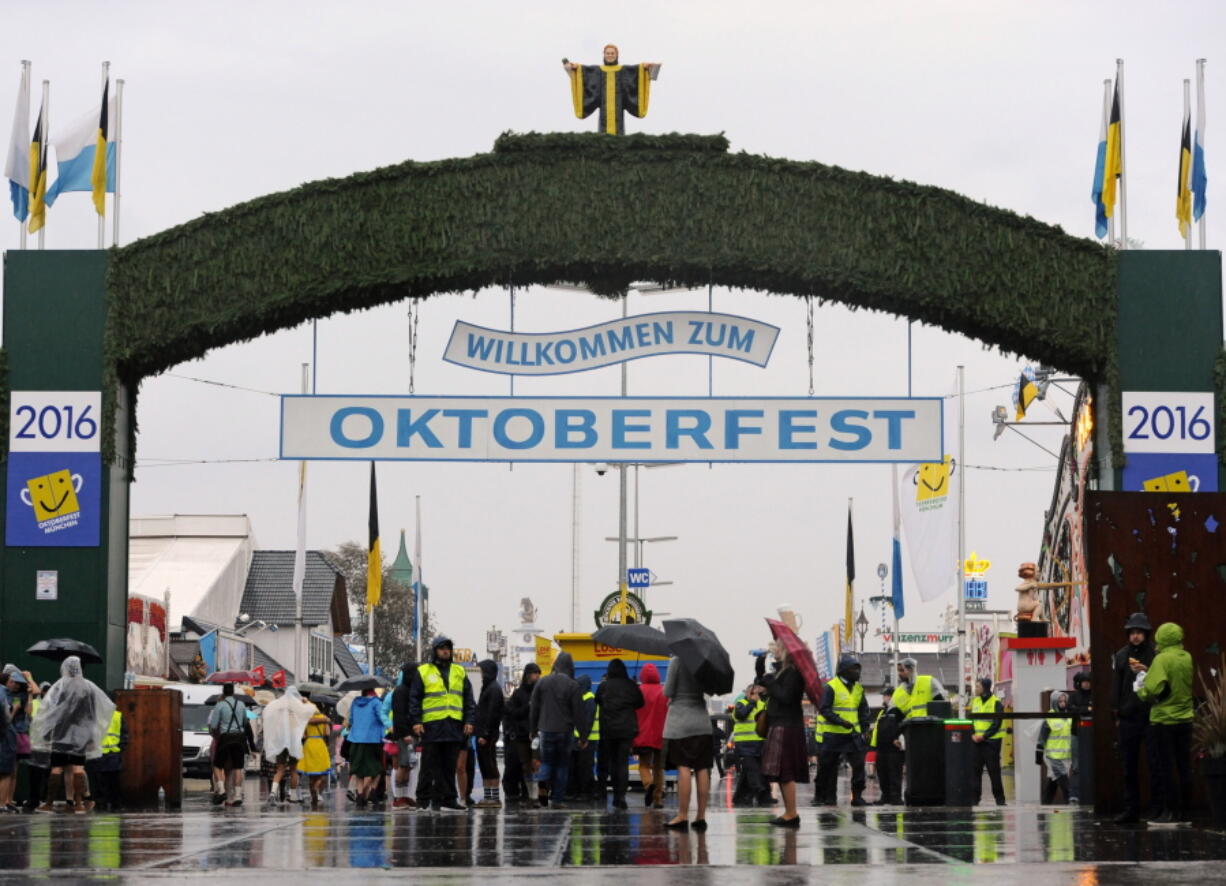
[29,656,115,760]
[260,686,317,761]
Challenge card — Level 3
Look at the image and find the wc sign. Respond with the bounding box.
[6,391,102,547]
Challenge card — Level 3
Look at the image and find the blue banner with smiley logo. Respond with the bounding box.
[5,451,101,547]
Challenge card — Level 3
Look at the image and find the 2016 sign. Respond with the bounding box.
[9,392,101,453]
[5,392,102,547]
[1122,392,1214,454]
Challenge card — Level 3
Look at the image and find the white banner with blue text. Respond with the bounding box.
[442,311,780,375]
[280,396,943,464]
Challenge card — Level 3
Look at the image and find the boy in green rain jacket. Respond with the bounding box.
[1135,622,1194,822]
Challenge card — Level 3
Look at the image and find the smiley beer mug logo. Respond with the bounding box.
[1142,470,1200,494]
[21,469,84,523]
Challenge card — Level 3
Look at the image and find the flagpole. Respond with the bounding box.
[956,365,967,718]
[1116,59,1128,248]
[97,61,108,249]
[294,363,308,684]
[1184,78,1193,250]
[414,495,423,660]
[1197,58,1207,250]
[17,60,30,250]
[890,464,901,675]
[37,79,48,250]
[112,78,123,247]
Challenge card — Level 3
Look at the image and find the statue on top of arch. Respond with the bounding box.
[563,45,661,135]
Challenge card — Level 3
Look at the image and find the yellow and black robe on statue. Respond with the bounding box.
[569,64,651,135]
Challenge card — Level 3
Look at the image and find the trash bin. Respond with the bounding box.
[903,716,945,806]
[943,720,976,806]
[1076,718,1094,806]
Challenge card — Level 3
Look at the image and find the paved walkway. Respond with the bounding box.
[2,783,1225,882]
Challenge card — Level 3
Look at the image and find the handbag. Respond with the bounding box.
[15,732,32,756]
[754,710,769,739]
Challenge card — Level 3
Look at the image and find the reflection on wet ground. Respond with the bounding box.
[1,783,1224,882]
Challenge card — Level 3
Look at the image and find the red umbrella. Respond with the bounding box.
[765,618,824,706]
[205,670,253,684]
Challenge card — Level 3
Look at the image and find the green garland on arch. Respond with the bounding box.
[96,131,1119,469]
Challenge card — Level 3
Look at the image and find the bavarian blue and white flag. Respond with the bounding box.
[5,64,30,221]
[44,90,116,207]
[1193,65,1207,223]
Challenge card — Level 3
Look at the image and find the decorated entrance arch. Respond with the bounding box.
[1,131,1219,692]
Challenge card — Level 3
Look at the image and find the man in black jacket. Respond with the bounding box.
[529,652,589,808]
[1112,612,1158,823]
[594,658,643,808]
[473,660,504,808]
[389,662,418,809]
[871,687,904,805]
[567,675,599,800]
[502,663,539,805]
[403,637,476,811]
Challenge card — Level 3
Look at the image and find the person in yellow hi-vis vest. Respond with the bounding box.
[814,654,871,806]
[731,684,771,807]
[893,658,947,720]
[85,699,126,812]
[970,678,1007,806]
[568,674,600,801]
[1037,691,1075,804]
[868,687,904,805]
[406,637,476,812]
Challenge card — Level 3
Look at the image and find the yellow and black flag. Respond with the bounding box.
[90,77,108,216]
[1101,80,1122,222]
[1177,99,1193,239]
[27,100,47,234]
[1014,367,1039,420]
[844,503,855,649]
[367,462,382,609]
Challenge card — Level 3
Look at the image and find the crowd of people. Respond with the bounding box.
[0,657,125,814]
[0,613,1199,825]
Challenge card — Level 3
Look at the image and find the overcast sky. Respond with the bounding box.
[3,1,1222,686]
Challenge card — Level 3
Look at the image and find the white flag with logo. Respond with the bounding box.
[899,382,959,602]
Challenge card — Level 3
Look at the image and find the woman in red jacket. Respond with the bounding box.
[633,663,667,807]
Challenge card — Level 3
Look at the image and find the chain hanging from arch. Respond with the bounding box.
[805,296,815,396]
[407,299,420,394]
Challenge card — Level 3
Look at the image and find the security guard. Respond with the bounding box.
[1037,691,1074,804]
[87,699,127,812]
[407,636,476,811]
[869,687,903,805]
[731,684,771,806]
[570,675,600,800]
[970,678,1007,805]
[815,654,871,806]
[893,657,947,720]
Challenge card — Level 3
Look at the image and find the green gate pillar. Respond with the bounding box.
[1,251,130,690]
[1110,250,1224,491]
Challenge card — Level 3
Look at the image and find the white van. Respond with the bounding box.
[163,683,220,778]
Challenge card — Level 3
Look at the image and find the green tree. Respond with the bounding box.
[325,541,422,674]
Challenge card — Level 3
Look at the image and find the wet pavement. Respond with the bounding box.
[2,781,1225,883]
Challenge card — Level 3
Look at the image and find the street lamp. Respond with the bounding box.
[855,606,869,653]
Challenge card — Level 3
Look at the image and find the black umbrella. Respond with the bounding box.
[27,638,103,664]
[205,693,257,706]
[662,618,734,695]
[295,681,334,697]
[591,623,671,657]
[334,675,383,693]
